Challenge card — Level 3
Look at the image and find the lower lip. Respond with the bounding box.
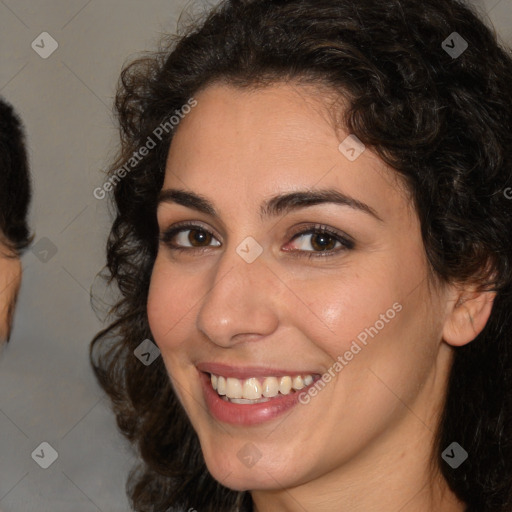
[199,371,314,426]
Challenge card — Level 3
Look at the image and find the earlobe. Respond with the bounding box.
[442,288,496,347]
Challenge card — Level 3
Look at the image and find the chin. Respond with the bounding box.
[206,460,291,492]
[199,438,307,492]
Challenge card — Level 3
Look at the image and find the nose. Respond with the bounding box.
[196,242,280,348]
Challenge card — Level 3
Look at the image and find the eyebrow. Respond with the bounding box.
[157,188,383,222]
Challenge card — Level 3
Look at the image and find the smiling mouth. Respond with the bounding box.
[209,373,317,404]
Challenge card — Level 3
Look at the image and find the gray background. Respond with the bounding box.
[0,0,510,511]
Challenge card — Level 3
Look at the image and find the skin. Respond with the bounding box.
[0,245,21,344]
[147,82,494,511]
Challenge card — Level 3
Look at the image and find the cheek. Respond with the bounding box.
[299,256,436,402]
[324,277,438,414]
[147,254,208,369]
[147,257,195,354]
[301,268,403,359]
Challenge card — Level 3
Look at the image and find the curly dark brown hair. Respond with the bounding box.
[90,0,512,510]
[0,97,32,255]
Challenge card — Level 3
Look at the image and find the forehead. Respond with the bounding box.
[168,82,341,165]
[163,82,413,223]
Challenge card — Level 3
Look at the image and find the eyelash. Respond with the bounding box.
[159,221,354,259]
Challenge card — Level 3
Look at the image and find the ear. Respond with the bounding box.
[442,286,496,347]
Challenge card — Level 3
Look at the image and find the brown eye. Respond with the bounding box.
[309,233,338,251]
[286,226,353,256]
[289,232,341,252]
[160,224,221,250]
[187,228,213,247]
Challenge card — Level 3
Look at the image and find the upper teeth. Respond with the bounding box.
[210,374,314,400]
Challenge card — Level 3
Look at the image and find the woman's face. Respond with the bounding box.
[147,83,456,494]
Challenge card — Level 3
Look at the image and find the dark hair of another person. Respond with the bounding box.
[0,97,32,255]
[90,1,512,510]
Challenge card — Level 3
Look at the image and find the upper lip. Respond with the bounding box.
[197,362,320,380]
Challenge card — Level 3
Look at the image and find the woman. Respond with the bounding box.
[90,0,512,510]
